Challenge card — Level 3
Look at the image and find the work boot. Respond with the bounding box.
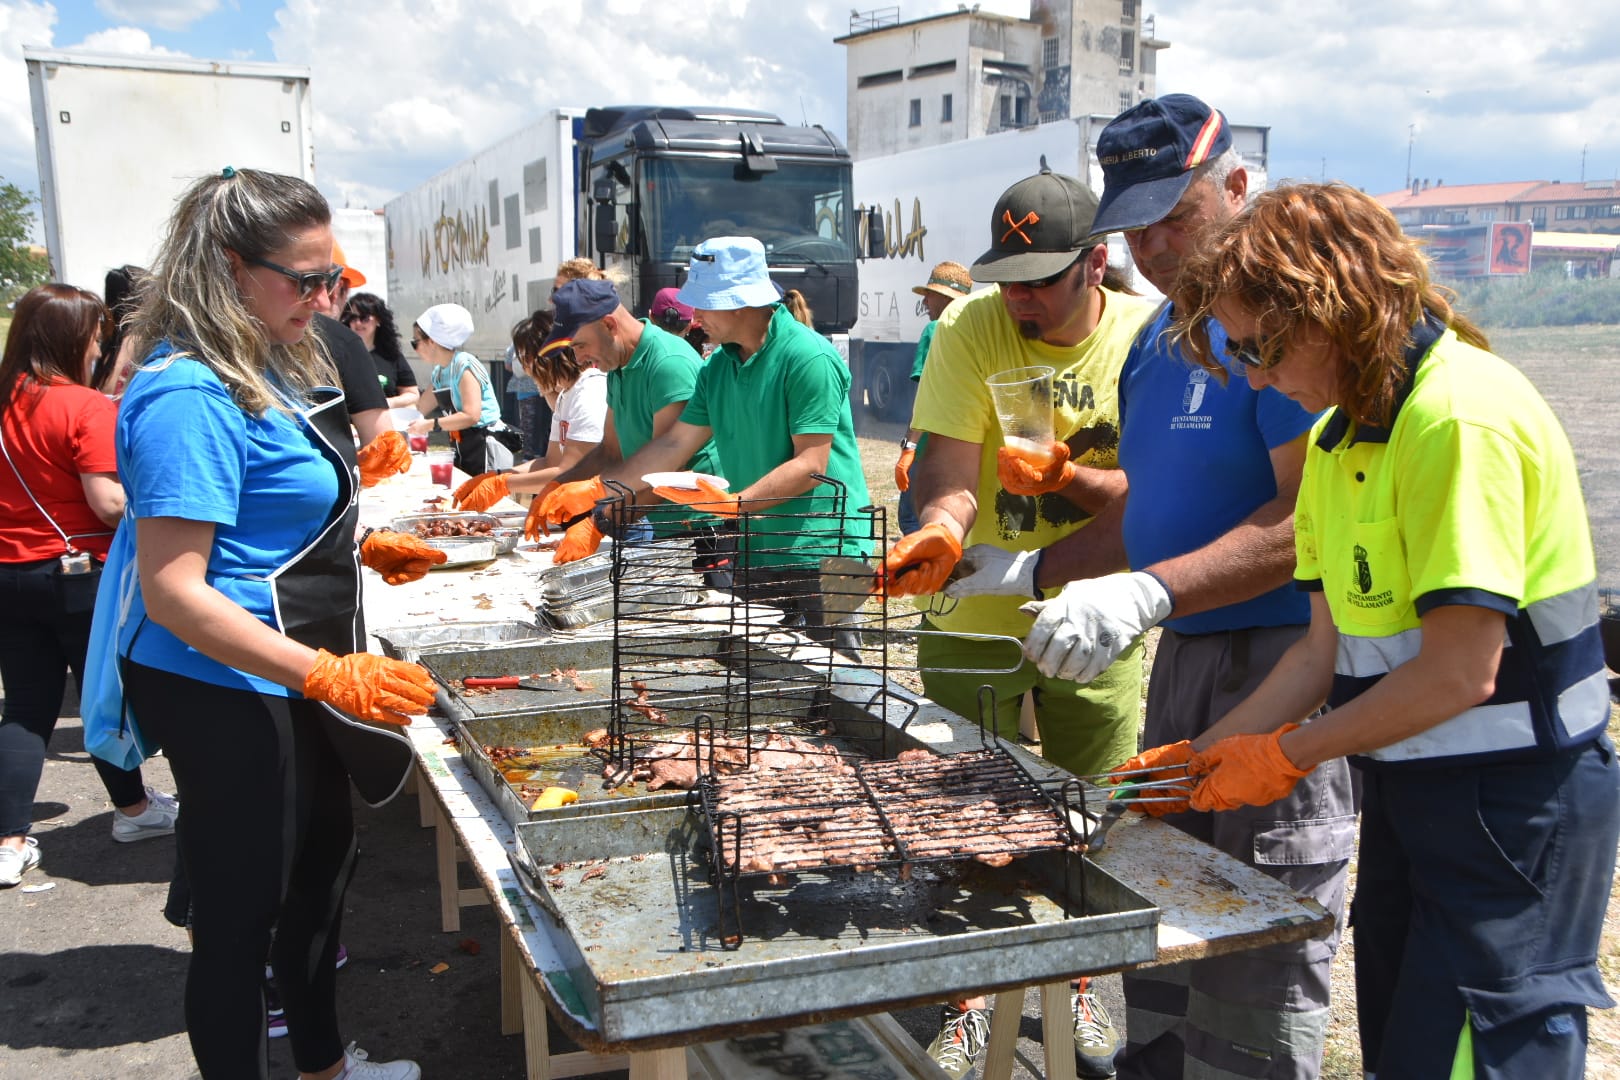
[926,1000,990,1080]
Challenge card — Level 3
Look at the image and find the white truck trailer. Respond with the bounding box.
[849,115,1269,421]
[23,48,315,291]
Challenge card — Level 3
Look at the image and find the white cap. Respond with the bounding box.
[416,303,474,349]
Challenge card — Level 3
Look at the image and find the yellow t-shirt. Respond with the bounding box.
[911,285,1156,638]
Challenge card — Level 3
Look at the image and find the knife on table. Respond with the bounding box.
[463,675,566,692]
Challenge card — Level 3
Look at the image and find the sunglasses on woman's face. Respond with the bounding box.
[1225,334,1283,371]
[247,256,343,300]
[410,332,427,348]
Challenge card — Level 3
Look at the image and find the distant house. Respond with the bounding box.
[1376,179,1620,235]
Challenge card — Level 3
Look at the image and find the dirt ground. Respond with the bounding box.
[1,324,1617,1079]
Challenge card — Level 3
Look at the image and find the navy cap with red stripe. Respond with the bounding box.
[1091,94,1232,236]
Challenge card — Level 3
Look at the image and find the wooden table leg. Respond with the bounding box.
[1040,981,1079,1080]
[627,1047,687,1080]
[417,764,435,828]
[433,801,460,933]
[980,988,1024,1080]
[520,972,551,1080]
[501,932,523,1036]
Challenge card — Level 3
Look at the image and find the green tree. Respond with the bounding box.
[0,178,49,301]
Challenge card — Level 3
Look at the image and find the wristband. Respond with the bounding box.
[432,417,441,431]
[358,526,376,546]
[900,438,918,451]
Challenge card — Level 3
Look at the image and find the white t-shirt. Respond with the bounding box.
[549,367,607,447]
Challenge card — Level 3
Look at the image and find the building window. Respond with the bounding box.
[857,69,904,89]
[909,99,921,127]
[1532,206,1547,226]
[1479,209,1496,222]
[1000,95,1012,127]
[941,94,953,123]
[1119,30,1135,73]
[1015,96,1029,126]
[1120,89,1133,112]
[909,60,957,79]
[1122,0,1138,20]
[1556,206,1570,220]
[1042,36,1059,69]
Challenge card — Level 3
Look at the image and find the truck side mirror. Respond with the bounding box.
[592,177,615,205]
[864,207,885,259]
[594,206,619,253]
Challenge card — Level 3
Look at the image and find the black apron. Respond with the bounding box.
[271,387,415,807]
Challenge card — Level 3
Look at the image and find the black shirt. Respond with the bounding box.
[314,314,387,416]
[371,349,418,397]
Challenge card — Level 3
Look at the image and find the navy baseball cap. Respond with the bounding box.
[544,279,621,350]
[1091,94,1232,235]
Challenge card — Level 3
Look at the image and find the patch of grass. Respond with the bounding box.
[1451,269,1620,328]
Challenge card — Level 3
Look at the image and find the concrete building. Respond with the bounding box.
[837,2,1166,161]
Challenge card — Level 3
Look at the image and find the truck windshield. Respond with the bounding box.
[641,158,853,265]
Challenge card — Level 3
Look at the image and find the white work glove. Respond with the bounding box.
[944,544,1042,599]
[1018,571,1172,684]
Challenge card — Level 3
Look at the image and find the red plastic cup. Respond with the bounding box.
[408,433,429,453]
[429,462,453,487]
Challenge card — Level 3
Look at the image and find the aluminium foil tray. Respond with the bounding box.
[513,802,1158,1049]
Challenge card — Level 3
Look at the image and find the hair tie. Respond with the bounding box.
[221,166,236,178]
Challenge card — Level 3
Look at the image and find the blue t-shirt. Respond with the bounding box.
[433,351,501,426]
[107,345,340,695]
[1117,304,1318,634]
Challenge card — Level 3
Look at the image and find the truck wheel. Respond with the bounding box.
[866,362,910,423]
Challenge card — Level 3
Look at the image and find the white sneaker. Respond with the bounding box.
[0,837,41,887]
[339,1042,421,1080]
[111,786,179,843]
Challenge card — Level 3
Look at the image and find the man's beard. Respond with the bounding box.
[1017,320,1042,340]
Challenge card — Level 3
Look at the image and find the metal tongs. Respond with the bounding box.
[1072,764,1197,852]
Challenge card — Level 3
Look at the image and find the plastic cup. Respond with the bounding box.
[985,365,1056,464]
[425,451,454,488]
[407,432,429,453]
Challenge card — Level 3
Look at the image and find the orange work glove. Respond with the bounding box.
[520,480,562,542]
[360,529,448,585]
[882,522,963,597]
[895,445,916,493]
[303,648,438,726]
[997,440,1077,496]
[553,518,604,563]
[1110,740,1194,817]
[650,477,739,518]
[535,477,608,535]
[1187,724,1309,812]
[453,471,508,511]
[355,430,412,488]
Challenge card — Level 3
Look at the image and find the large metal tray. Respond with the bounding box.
[513,803,1158,1048]
[373,620,547,662]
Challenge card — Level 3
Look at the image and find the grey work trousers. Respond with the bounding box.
[1116,626,1359,1080]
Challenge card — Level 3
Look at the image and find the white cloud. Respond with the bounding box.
[94,0,219,32]
[0,1,57,191]
[78,26,187,56]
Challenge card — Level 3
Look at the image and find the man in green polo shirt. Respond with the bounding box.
[535,236,871,654]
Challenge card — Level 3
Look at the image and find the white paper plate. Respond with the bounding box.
[641,471,730,491]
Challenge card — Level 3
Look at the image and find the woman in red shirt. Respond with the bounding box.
[0,284,177,888]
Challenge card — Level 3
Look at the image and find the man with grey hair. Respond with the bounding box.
[948,94,1357,1080]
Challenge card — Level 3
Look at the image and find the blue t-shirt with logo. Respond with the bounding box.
[1117,304,1318,634]
[108,345,340,696]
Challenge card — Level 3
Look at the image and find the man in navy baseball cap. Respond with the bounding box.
[1090,93,1233,237]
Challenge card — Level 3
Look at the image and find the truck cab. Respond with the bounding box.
[579,107,858,335]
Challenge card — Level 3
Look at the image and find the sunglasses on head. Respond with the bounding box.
[247,255,343,300]
[1225,334,1281,371]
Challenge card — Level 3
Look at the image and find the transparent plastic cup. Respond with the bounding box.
[425,450,455,488]
[985,365,1056,464]
[407,432,429,453]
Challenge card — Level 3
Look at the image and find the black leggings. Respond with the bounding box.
[126,662,354,1079]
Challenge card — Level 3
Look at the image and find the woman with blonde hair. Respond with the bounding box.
[1144,182,1619,1080]
[100,166,439,1080]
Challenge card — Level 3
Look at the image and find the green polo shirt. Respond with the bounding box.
[609,321,719,535]
[681,305,873,566]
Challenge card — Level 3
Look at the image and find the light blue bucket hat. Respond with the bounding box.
[675,236,780,311]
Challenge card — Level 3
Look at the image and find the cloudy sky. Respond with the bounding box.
[1,0,1616,217]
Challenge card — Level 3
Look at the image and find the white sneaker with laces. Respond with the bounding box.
[0,837,41,887]
[111,786,179,843]
[925,1002,990,1080]
[339,1042,421,1080]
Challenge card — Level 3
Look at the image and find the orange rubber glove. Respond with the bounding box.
[997,440,1077,496]
[650,477,739,518]
[1110,740,1194,817]
[356,430,412,488]
[360,529,449,585]
[535,477,608,535]
[894,445,916,493]
[1187,724,1309,812]
[553,517,604,563]
[882,523,963,597]
[303,648,438,726]
[520,480,562,542]
[453,471,508,511]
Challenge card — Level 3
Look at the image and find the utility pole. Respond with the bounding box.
[1405,124,1415,189]
[1581,143,1588,182]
